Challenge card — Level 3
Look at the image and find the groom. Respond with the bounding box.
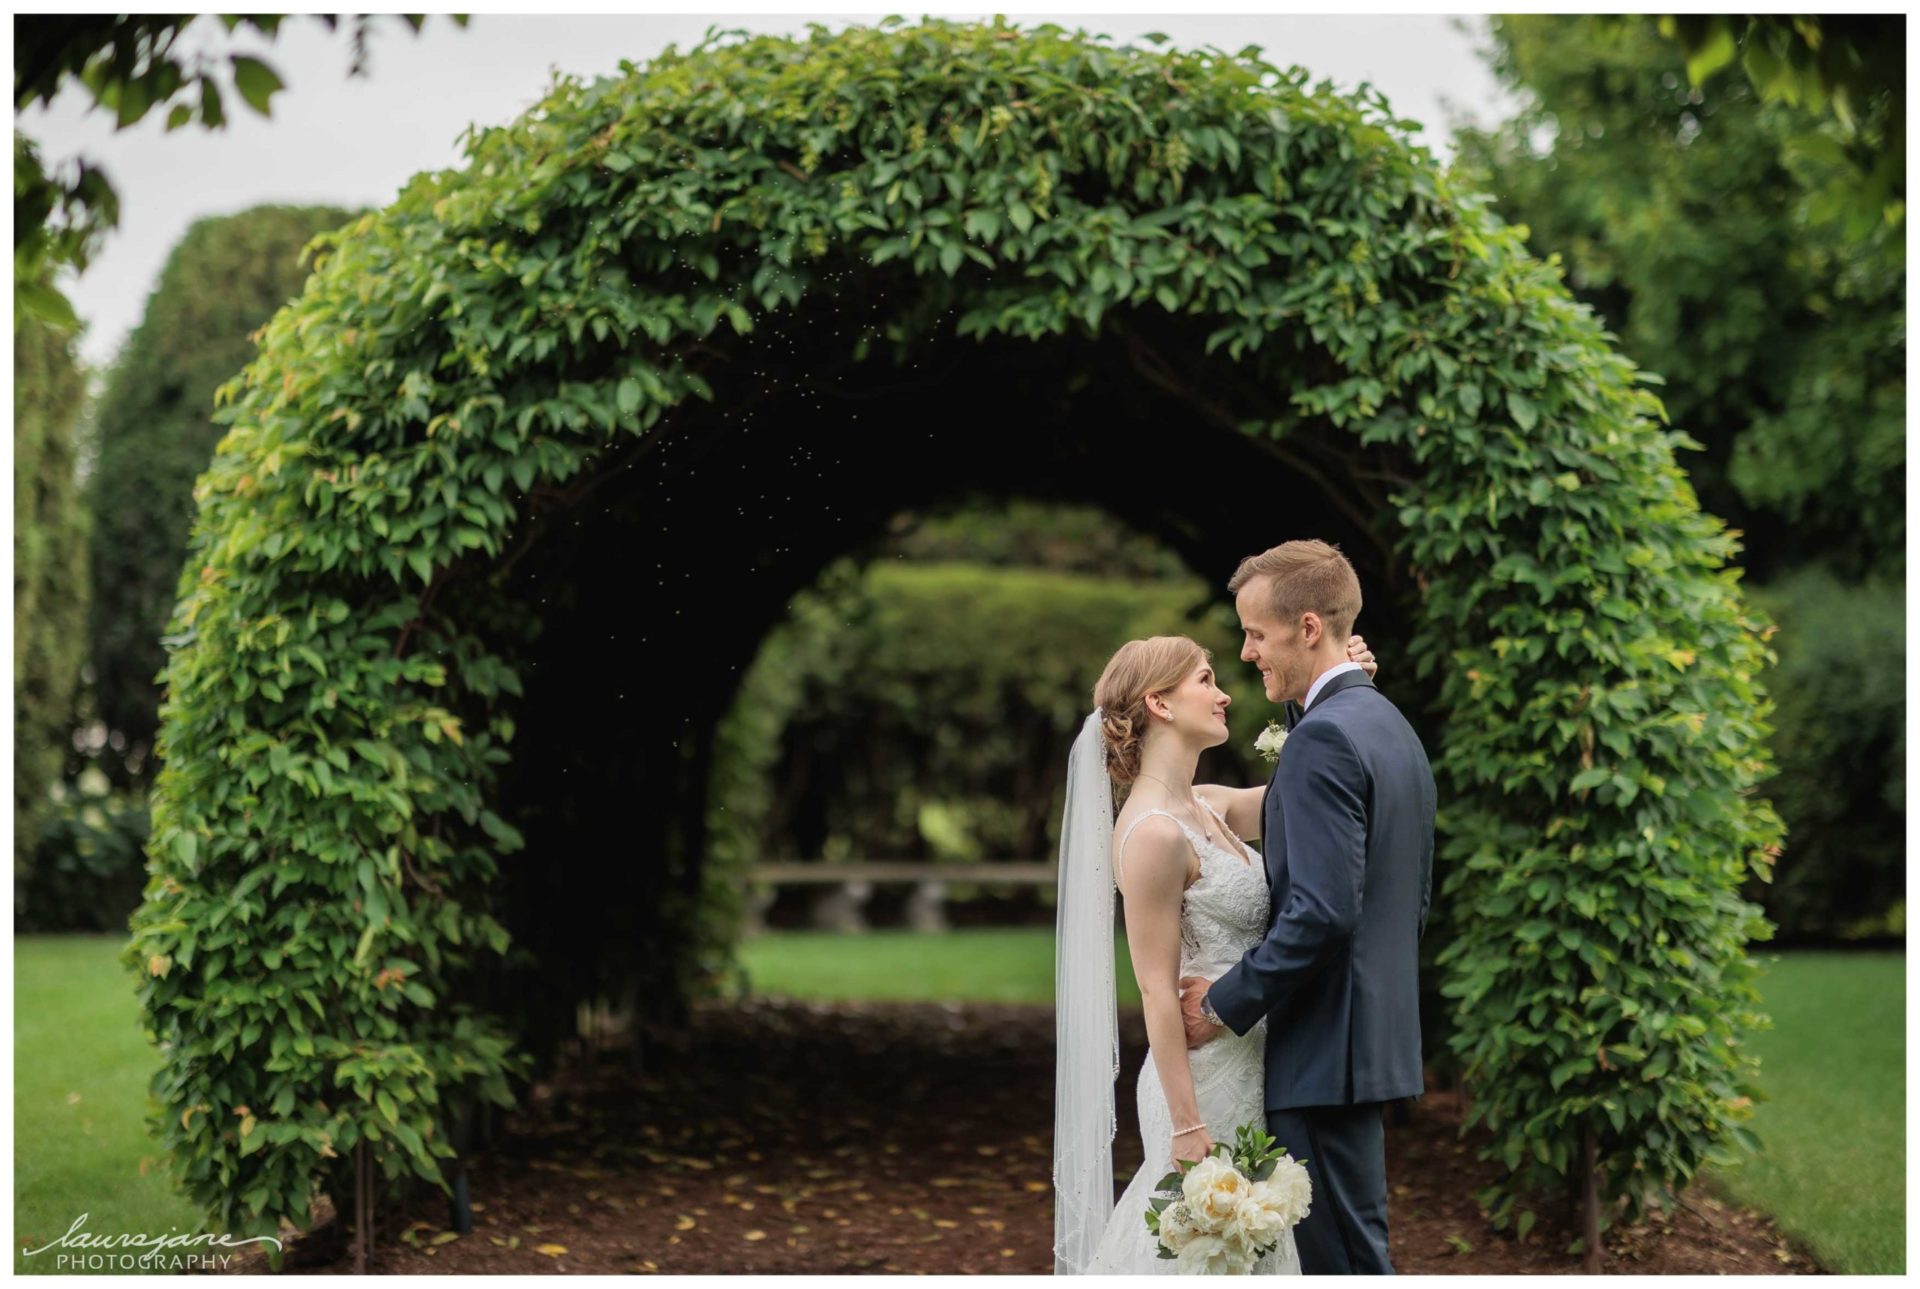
[1179,540,1435,1275]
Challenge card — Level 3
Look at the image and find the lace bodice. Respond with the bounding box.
[1115,798,1271,978]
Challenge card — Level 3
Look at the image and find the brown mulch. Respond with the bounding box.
[225,998,1822,1275]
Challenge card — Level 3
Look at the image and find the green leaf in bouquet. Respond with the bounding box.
[1149,1197,1172,1213]
[1255,1157,1279,1181]
[1155,1171,1184,1191]
[1157,1247,1177,1260]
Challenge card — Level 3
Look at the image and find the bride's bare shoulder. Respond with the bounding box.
[1112,808,1200,889]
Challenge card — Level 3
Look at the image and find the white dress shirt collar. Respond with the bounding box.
[1303,660,1365,711]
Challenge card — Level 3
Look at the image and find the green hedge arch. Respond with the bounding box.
[125,18,1782,1254]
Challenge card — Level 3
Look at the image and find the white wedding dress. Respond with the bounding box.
[1086,798,1303,1275]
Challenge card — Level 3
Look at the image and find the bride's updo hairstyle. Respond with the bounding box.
[1093,635,1209,787]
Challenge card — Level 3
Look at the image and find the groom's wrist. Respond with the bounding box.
[1200,989,1226,1029]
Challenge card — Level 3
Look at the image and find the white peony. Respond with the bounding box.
[1254,722,1288,763]
[1228,1191,1291,1254]
[1181,1155,1252,1232]
[1249,1155,1314,1230]
[1174,1232,1248,1275]
[1155,1200,1203,1253]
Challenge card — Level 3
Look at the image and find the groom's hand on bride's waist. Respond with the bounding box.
[1178,976,1225,1049]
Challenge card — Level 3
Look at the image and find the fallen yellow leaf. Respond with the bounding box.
[535,1243,568,1257]
[675,1216,696,1231]
[744,1230,767,1242]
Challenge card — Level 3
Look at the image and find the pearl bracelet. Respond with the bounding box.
[1171,1123,1207,1138]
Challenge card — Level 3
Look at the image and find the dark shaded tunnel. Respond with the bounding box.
[452,282,1432,1071]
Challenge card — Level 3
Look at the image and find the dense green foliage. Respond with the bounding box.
[1649,14,1903,239]
[1455,15,1903,580]
[13,303,92,904]
[17,770,150,934]
[13,15,463,325]
[1454,15,1903,946]
[125,18,1779,1247]
[86,204,357,784]
[1743,572,1904,939]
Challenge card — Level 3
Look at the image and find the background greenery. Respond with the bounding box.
[708,501,1265,928]
[13,303,92,914]
[1452,14,1904,944]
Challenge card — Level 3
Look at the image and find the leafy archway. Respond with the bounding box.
[126,18,1780,1254]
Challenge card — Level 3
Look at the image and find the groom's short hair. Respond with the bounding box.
[1228,540,1362,639]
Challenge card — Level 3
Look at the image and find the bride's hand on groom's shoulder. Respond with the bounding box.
[1347,634,1377,679]
[1178,976,1224,1049]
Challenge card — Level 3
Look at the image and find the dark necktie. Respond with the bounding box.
[1282,699,1304,732]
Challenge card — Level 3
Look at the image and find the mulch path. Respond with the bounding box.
[227,998,1822,1275]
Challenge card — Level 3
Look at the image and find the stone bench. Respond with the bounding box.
[742,861,1057,935]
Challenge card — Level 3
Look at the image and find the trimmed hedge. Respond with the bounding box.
[709,551,1256,906]
[124,18,1781,1252]
[86,204,359,784]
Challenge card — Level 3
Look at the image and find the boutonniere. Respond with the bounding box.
[1254,721,1287,764]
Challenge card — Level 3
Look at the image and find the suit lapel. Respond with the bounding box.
[1262,749,1287,902]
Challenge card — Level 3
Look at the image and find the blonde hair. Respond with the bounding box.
[1227,540,1362,641]
[1092,635,1210,787]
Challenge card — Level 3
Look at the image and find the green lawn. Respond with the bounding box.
[16,932,1902,1274]
[13,934,207,1275]
[735,926,1140,1005]
[1705,951,1905,1275]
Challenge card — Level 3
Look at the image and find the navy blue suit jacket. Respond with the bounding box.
[1207,668,1436,1108]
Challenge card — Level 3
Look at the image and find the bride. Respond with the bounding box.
[1053,632,1375,1275]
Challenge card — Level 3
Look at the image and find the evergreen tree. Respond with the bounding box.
[14,298,92,884]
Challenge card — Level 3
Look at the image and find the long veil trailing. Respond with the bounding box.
[1052,710,1119,1274]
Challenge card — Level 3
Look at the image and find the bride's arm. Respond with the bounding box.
[1116,817,1216,1163]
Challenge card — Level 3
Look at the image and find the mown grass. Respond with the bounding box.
[14,934,207,1275]
[1704,950,1904,1275]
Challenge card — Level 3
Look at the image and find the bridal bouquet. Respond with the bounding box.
[1144,1123,1311,1273]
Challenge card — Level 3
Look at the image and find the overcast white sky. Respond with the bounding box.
[17,12,1517,371]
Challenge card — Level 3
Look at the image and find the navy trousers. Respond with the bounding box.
[1266,1103,1392,1274]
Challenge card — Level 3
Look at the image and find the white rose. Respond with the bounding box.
[1249,1155,1313,1230]
[1174,1232,1247,1275]
[1181,1155,1252,1232]
[1254,723,1288,763]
